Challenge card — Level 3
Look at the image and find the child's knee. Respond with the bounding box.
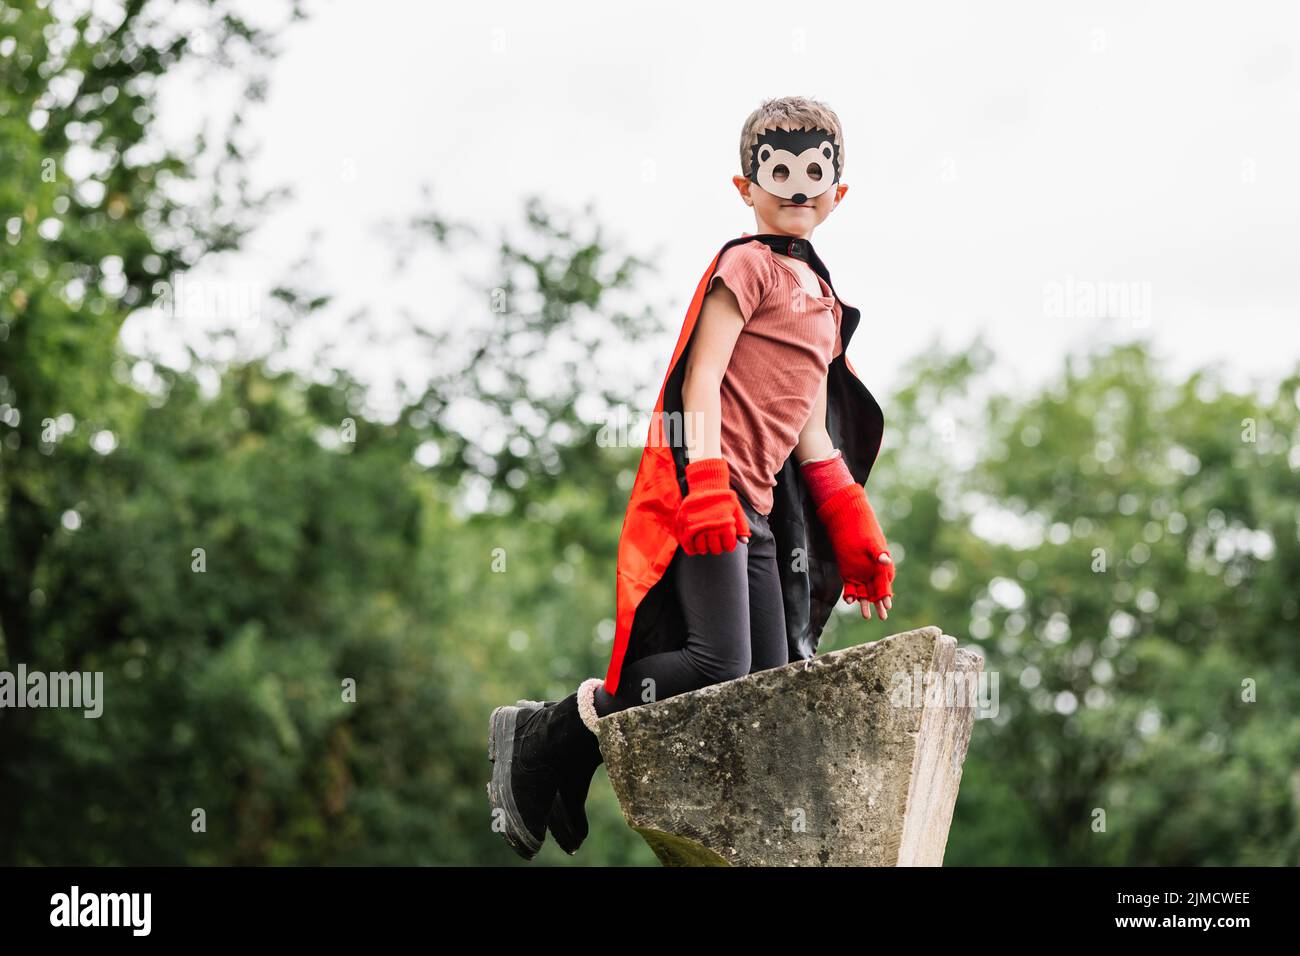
[694,653,750,686]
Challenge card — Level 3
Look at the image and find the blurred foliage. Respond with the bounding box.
[2,0,1297,867]
[872,340,1300,865]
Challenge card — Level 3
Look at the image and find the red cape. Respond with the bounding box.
[603,233,884,695]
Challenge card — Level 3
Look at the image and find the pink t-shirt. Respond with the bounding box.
[704,239,843,516]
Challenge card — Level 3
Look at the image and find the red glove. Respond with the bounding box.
[801,450,895,604]
[673,457,751,556]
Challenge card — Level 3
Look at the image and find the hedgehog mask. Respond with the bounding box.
[746,126,842,204]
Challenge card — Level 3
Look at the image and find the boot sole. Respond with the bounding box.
[487,704,545,860]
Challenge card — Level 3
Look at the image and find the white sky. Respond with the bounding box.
[127,0,1300,417]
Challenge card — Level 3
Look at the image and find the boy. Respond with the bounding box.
[488,96,895,860]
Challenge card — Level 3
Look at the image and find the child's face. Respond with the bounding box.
[732,173,848,239]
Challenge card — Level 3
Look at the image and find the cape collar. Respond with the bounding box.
[741,232,816,264]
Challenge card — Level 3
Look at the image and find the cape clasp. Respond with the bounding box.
[747,233,814,264]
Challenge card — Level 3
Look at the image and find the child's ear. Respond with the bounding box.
[833,183,849,205]
[732,175,755,206]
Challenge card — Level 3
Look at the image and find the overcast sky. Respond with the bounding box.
[130,0,1300,416]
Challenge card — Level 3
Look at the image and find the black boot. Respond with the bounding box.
[514,677,606,855]
[487,699,564,860]
[487,683,599,860]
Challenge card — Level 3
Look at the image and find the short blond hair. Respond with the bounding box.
[739,96,846,179]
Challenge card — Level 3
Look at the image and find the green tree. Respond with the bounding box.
[0,0,298,859]
[869,340,1300,865]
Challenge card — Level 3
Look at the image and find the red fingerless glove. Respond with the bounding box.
[801,450,895,603]
[673,457,751,556]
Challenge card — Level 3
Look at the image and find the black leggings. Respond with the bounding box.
[593,493,789,715]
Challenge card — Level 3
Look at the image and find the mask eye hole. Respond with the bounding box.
[806,163,823,182]
[772,163,789,183]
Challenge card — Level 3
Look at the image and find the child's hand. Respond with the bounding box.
[844,557,893,620]
[674,457,751,555]
[841,552,894,619]
[812,484,895,618]
[799,449,895,619]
